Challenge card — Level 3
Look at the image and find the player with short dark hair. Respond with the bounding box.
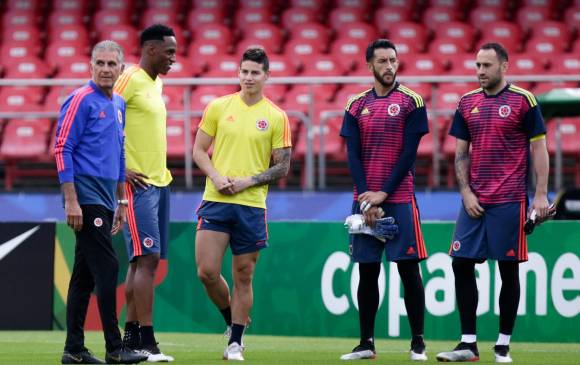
[56,40,146,364]
[114,23,176,362]
[340,39,429,361]
[436,43,549,363]
[193,47,291,361]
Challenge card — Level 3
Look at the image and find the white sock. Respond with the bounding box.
[461,334,477,343]
[496,333,511,346]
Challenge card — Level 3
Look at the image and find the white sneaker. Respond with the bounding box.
[436,342,479,362]
[410,350,428,361]
[139,346,174,362]
[494,345,513,363]
[224,325,232,339]
[340,344,376,360]
[223,342,244,361]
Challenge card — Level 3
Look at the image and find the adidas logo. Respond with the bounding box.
[506,249,516,257]
[471,107,479,114]
[99,111,106,118]
[361,108,370,115]
[226,115,235,122]
[406,246,416,255]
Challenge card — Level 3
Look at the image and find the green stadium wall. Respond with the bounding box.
[53,221,580,342]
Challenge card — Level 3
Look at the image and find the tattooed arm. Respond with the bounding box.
[230,147,292,193]
[455,138,484,218]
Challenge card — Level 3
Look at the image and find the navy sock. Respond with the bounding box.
[220,307,232,326]
[358,262,380,342]
[140,326,156,347]
[228,323,245,345]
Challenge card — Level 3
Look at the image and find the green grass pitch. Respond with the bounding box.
[1,331,579,364]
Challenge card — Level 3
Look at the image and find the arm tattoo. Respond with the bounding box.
[455,150,471,192]
[251,147,291,186]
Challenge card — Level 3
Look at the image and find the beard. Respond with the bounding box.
[373,68,396,88]
[480,73,502,91]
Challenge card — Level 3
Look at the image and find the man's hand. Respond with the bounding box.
[111,205,126,235]
[211,174,234,195]
[358,191,388,208]
[65,200,83,232]
[230,177,254,194]
[363,206,384,227]
[461,189,484,218]
[531,193,549,219]
[126,169,149,190]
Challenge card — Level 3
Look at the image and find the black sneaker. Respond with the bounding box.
[339,340,376,360]
[122,329,141,351]
[61,349,105,364]
[436,342,479,362]
[493,345,513,363]
[410,335,428,361]
[105,346,148,364]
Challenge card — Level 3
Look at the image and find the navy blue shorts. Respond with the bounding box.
[349,198,428,263]
[123,184,170,262]
[196,201,268,256]
[450,201,528,262]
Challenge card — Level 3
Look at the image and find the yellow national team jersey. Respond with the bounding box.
[114,65,172,187]
[199,93,291,208]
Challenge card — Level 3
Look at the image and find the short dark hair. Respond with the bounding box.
[140,24,175,47]
[240,47,269,72]
[366,39,397,62]
[480,42,509,62]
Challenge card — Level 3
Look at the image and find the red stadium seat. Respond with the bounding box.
[290,0,326,12]
[525,37,565,56]
[564,7,580,32]
[549,54,580,74]
[48,10,85,29]
[423,6,457,31]
[330,38,368,71]
[190,85,239,111]
[280,7,319,30]
[532,81,577,95]
[437,22,476,51]
[166,119,187,159]
[283,85,332,113]
[380,0,416,11]
[187,8,225,29]
[386,22,427,52]
[239,0,275,10]
[289,22,331,45]
[448,53,477,75]
[532,21,569,43]
[430,0,463,8]
[475,0,509,7]
[269,54,298,78]
[469,6,506,30]
[509,54,545,90]
[99,0,135,15]
[49,25,89,45]
[329,7,365,31]
[263,83,287,104]
[53,0,88,13]
[336,22,378,44]
[44,87,77,112]
[6,0,43,12]
[302,55,348,76]
[334,84,372,106]
[236,38,280,54]
[162,86,186,110]
[99,25,139,55]
[284,38,325,69]
[522,0,558,7]
[387,37,422,55]
[243,23,283,49]
[433,83,472,112]
[93,10,132,33]
[0,119,54,190]
[2,10,40,28]
[429,38,467,67]
[203,55,240,77]
[337,0,372,10]
[3,56,52,78]
[142,9,176,27]
[478,21,522,52]
[194,24,233,46]
[166,60,195,77]
[402,82,433,103]
[188,39,230,74]
[295,112,345,164]
[235,8,273,28]
[53,56,90,78]
[402,55,444,76]
[192,0,228,12]
[46,42,90,70]
[516,6,550,33]
[0,87,42,112]
[2,26,42,56]
[374,7,413,33]
[546,117,580,186]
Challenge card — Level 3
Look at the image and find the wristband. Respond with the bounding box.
[117,199,129,206]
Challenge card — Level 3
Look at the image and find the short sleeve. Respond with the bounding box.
[523,104,546,140]
[113,69,136,102]
[449,108,471,141]
[198,100,219,137]
[272,110,292,149]
[405,106,429,135]
[340,111,358,138]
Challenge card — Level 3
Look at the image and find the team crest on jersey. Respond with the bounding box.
[498,105,511,118]
[256,119,269,131]
[143,237,154,248]
[452,240,461,251]
[94,218,103,227]
[388,104,400,116]
[117,110,123,124]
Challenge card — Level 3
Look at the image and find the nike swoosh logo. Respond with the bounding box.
[66,354,83,363]
[0,226,40,261]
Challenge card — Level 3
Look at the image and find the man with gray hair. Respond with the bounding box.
[55,40,146,364]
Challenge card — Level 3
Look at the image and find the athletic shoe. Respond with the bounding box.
[123,329,141,351]
[410,336,428,361]
[105,346,148,364]
[224,325,232,339]
[493,345,513,363]
[140,343,174,362]
[340,342,376,360]
[436,342,480,362]
[61,349,105,364]
[223,342,244,361]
